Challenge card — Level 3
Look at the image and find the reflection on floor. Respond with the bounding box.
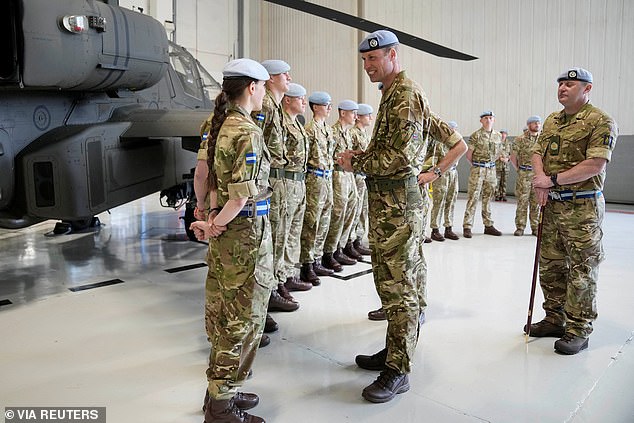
[1,193,633,423]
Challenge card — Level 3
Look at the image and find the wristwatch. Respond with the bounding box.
[550,173,559,187]
[432,167,442,177]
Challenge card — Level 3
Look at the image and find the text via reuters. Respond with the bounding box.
[4,408,105,423]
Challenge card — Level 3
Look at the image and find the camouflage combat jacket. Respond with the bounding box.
[513,133,539,167]
[468,127,502,163]
[305,118,335,170]
[253,89,286,169]
[282,110,308,173]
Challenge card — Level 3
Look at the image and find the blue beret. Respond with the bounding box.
[357,103,373,115]
[285,83,306,98]
[359,30,399,53]
[500,129,508,134]
[223,58,270,81]
[526,115,542,124]
[308,91,331,105]
[261,59,291,75]
[480,110,495,118]
[447,120,458,129]
[338,100,359,111]
[557,67,593,83]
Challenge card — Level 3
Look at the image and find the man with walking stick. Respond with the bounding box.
[526,67,618,355]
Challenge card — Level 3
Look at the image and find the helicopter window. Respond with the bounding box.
[169,51,200,99]
[197,62,222,101]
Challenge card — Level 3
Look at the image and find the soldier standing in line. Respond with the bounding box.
[495,129,511,201]
[253,60,299,319]
[510,115,542,236]
[189,58,273,423]
[339,30,466,403]
[322,100,361,270]
[526,67,617,355]
[462,111,503,238]
[280,83,313,292]
[299,92,336,284]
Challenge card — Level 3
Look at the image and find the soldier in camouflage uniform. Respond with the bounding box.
[462,111,503,237]
[323,100,361,269]
[189,58,273,423]
[339,30,466,403]
[349,103,373,256]
[299,92,336,284]
[495,129,511,201]
[510,115,541,236]
[280,83,313,292]
[526,67,617,355]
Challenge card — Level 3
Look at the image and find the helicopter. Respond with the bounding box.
[0,0,219,235]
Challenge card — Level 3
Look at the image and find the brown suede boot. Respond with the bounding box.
[463,227,472,238]
[484,225,502,236]
[203,391,259,412]
[353,239,372,255]
[343,241,363,260]
[313,259,334,276]
[430,228,445,242]
[205,397,265,423]
[299,262,320,285]
[367,307,386,321]
[334,247,356,265]
[267,290,299,312]
[321,253,343,272]
[285,274,313,291]
[263,314,278,333]
[444,226,459,240]
[277,283,296,302]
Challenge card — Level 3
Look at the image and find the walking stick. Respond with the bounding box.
[525,205,545,343]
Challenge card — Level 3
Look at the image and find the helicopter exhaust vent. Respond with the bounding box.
[33,162,55,208]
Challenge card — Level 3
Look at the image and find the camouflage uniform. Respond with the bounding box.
[253,89,287,285]
[351,71,461,374]
[495,139,512,199]
[513,132,540,232]
[350,125,370,243]
[300,119,335,264]
[463,128,502,229]
[206,104,276,400]
[425,138,459,230]
[281,109,308,279]
[325,121,358,254]
[533,102,617,338]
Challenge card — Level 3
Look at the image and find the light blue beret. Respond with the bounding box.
[500,129,508,134]
[447,120,458,129]
[480,110,495,118]
[285,83,306,97]
[223,58,270,81]
[338,100,359,111]
[357,103,373,115]
[526,115,542,124]
[308,91,331,105]
[261,59,291,75]
[359,30,399,53]
[557,67,592,83]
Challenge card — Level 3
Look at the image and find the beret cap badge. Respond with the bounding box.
[569,70,577,78]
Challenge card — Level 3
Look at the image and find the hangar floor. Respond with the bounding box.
[1,194,633,423]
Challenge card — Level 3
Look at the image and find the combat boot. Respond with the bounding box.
[204,397,265,423]
[463,227,472,238]
[267,290,299,312]
[264,314,278,333]
[484,225,502,236]
[514,228,524,236]
[299,263,320,285]
[334,247,356,265]
[321,253,343,272]
[424,236,432,243]
[343,241,363,260]
[286,274,313,291]
[313,259,334,276]
[277,283,296,302]
[367,307,386,321]
[524,319,565,338]
[203,391,259,412]
[430,228,445,242]
[258,334,270,348]
[444,226,459,240]
[554,333,589,355]
[353,239,372,255]
[361,368,410,403]
[355,347,387,370]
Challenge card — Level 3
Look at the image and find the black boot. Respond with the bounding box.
[362,368,410,403]
[355,347,387,370]
[205,397,265,423]
[321,252,343,272]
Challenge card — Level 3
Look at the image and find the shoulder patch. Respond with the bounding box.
[256,113,265,122]
[246,152,257,165]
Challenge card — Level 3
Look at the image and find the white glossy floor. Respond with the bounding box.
[1,194,633,423]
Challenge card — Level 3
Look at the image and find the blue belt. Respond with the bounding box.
[307,167,332,179]
[472,161,495,168]
[519,165,533,171]
[237,199,271,217]
[548,190,602,201]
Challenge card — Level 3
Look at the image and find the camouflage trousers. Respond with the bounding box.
[325,170,357,253]
[354,174,368,243]
[430,168,458,229]
[495,162,509,198]
[206,215,275,400]
[463,166,497,228]
[539,195,605,338]
[282,179,306,278]
[514,170,539,232]
[300,173,333,263]
[269,176,287,284]
[368,183,426,374]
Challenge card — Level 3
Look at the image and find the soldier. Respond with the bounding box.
[462,111,503,237]
[299,92,336,284]
[322,100,361,270]
[429,120,462,241]
[339,30,466,403]
[253,60,299,316]
[280,83,313,292]
[511,115,542,236]
[189,58,273,423]
[349,103,373,256]
[526,67,617,355]
[495,129,511,201]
